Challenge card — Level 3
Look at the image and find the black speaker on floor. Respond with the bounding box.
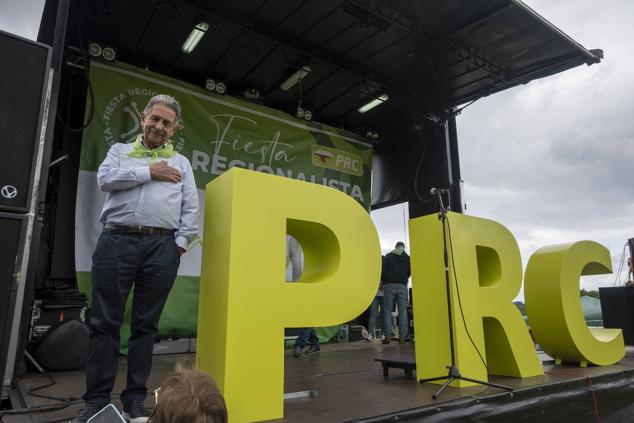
[0,213,27,385]
[0,29,51,213]
[31,319,89,371]
[599,287,634,345]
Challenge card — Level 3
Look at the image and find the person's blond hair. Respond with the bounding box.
[148,363,227,423]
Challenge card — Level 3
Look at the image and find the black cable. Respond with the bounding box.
[413,130,435,204]
[56,70,95,133]
[414,120,453,210]
[0,370,142,420]
[464,383,491,399]
[0,371,83,417]
[0,402,71,416]
[425,49,446,108]
[447,188,452,212]
[56,9,96,133]
[445,215,489,374]
[28,372,81,403]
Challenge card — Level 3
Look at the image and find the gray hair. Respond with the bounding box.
[143,94,182,123]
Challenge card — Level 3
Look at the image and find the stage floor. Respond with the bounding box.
[6,342,634,422]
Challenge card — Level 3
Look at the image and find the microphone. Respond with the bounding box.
[430,187,449,195]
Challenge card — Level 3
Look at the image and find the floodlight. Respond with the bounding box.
[204,78,216,91]
[215,82,227,94]
[281,65,311,91]
[182,22,209,54]
[102,47,116,61]
[358,94,389,113]
[88,43,102,57]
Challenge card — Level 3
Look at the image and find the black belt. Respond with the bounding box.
[104,223,176,236]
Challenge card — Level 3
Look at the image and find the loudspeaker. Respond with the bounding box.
[599,287,634,345]
[29,299,86,342]
[0,213,27,384]
[31,319,89,371]
[0,30,51,212]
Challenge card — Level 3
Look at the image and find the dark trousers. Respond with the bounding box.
[295,328,319,348]
[84,230,180,406]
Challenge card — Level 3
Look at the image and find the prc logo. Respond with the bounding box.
[1,185,18,199]
[311,145,363,176]
[313,149,334,163]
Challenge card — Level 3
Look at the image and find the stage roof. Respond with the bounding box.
[43,0,602,143]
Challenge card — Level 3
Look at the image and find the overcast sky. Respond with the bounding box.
[2,0,632,298]
[373,0,634,298]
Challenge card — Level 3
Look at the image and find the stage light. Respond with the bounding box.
[242,88,261,100]
[88,43,102,57]
[296,105,305,119]
[358,94,389,113]
[303,110,313,121]
[102,46,116,62]
[363,128,379,139]
[204,78,227,94]
[86,42,116,62]
[215,82,227,94]
[205,78,216,92]
[281,65,311,91]
[182,22,209,54]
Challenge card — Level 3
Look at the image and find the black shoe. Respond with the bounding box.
[305,345,320,354]
[292,345,303,357]
[381,338,391,344]
[69,403,105,423]
[122,399,150,423]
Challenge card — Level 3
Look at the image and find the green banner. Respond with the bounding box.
[81,60,372,208]
[76,61,372,345]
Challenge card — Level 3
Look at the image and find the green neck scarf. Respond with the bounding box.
[126,134,175,164]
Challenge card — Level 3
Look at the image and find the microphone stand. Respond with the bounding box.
[419,190,512,399]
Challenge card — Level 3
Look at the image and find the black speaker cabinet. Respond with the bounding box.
[0,30,51,213]
[31,319,89,371]
[599,287,634,345]
[0,213,27,384]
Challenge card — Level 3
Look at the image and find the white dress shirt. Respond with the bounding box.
[96,141,200,250]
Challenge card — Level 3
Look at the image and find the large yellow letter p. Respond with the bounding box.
[197,168,381,422]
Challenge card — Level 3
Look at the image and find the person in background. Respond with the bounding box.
[287,235,320,356]
[381,242,411,344]
[148,363,227,423]
[366,256,385,341]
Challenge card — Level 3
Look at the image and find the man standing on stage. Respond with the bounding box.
[381,242,411,344]
[72,94,199,423]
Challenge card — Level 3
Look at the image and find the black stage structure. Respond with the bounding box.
[0,0,610,420]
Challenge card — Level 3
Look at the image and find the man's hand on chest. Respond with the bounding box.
[150,160,182,183]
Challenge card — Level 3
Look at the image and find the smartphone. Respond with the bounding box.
[87,404,127,423]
